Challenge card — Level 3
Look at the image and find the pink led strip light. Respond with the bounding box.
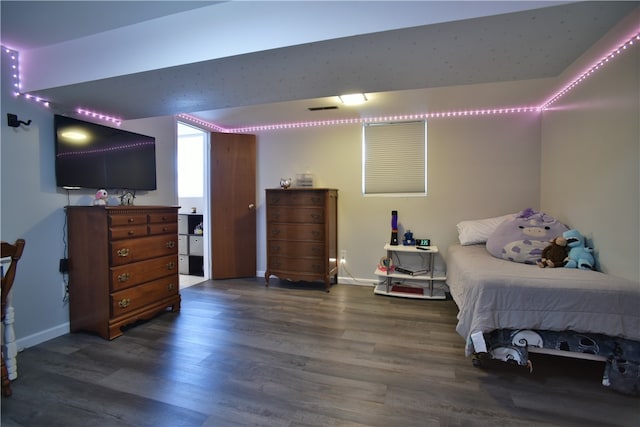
[2,47,122,124]
[3,30,638,129]
[3,47,49,108]
[541,31,640,109]
[76,109,122,126]
[181,30,640,133]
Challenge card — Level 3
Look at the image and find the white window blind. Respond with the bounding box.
[362,121,427,195]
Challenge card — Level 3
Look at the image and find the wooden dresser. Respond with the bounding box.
[265,188,338,291]
[66,206,181,340]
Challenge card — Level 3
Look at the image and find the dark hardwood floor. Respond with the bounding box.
[2,279,638,427]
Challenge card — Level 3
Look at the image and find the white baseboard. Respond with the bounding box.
[16,322,70,351]
[337,276,376,287]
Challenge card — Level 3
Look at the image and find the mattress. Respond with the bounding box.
[446,244,640,356]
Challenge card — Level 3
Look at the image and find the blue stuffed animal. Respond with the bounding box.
[562,229,595,270]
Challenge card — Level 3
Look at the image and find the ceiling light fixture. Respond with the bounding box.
[339,93,367,105]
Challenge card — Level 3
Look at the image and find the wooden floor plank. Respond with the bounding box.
[2,278,638,427]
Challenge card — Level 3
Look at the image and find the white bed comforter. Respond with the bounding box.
[446,244,640,355]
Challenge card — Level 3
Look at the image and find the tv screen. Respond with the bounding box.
[55,115,157,190]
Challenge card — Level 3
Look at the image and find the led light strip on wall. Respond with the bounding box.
[176,114,229,132]
[3,47,49,108]
[3,47,122,125]
[3,30,638,130]
[541,32,640,109]
[76,109,121,126]
[180,30,640,133]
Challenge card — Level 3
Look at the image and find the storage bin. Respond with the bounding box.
[189,236,204,256]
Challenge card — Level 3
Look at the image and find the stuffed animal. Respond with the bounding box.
[92,189,108,206]
[536,236,569,268]
[563,229,595,270]
[486,208,569,264]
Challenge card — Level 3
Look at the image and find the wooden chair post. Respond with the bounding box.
[1,238,26,397]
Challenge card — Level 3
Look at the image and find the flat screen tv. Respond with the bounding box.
[55,115,157,190]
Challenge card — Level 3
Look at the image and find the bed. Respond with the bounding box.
[446,243,640,395]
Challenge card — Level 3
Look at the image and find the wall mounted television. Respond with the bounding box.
[55,114,157,191]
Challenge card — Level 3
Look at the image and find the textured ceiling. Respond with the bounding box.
[1,1,638,126]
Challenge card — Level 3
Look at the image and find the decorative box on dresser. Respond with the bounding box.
[66,206,181,340]
[265,188,338,292]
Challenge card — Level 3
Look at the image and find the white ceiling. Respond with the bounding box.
[1,1,637,127]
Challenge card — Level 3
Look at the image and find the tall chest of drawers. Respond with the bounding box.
[265,189,338,291]
[66,206,181,340]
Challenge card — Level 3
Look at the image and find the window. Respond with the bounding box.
[362,121,427,196]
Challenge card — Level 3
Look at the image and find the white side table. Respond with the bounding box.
[374,244,447,299]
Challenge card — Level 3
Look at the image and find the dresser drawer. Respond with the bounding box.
[109,213,148,227]
[109,224,148,240]
[268,256,326,274]
[110,234,178,266]
[111,275,179,317]
[267,206,325,224]
[266,191,325,206]
[268,241,324,258]
[148,222,178,235]
[149,212,178,225]
[110,255,178,292]
[268,223,324,241]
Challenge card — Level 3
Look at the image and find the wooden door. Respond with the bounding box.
[210,132,257,278]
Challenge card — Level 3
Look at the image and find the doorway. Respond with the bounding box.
[177,122,209,287]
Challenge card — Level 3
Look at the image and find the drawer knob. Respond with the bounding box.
[118,273,130,282]
[167,261,176,270]
[127,230,135,236]
[118,298,131,308]
[127,218,135,223]
[117,248,130,257]
[168,283,175,291]
[166,241,176,249]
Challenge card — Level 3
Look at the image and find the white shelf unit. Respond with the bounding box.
[178,213,204,276]
[374,244,447,300]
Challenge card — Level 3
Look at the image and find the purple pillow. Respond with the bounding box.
[486,208,569,264]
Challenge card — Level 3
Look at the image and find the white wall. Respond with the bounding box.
[255,110,542,282]
[540,10,639,282]
[0,50,178,347]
